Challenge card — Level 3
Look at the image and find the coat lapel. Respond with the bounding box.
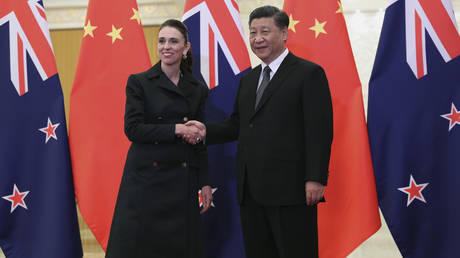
[252,53,297,117]
[179,70,200,100]
[147,62,184,97]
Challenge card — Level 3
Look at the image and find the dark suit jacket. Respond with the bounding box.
[206,52,333,206]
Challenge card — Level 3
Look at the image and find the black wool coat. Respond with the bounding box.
[106,62,210,258]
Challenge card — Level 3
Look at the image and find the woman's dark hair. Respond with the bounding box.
[159,19,193,72]
[249,5,289,30]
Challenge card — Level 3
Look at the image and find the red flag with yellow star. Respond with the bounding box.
[283,1,381,257]
[69,0,151,250]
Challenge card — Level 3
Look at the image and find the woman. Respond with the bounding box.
[106,19,212,258]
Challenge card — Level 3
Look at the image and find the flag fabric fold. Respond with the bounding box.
[368,0,460,257]
[69,0,151,250]
[183,1,251,257]
[0,1,82,257]
[282,1,381,257]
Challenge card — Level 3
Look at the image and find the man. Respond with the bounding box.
[187,5,333,258]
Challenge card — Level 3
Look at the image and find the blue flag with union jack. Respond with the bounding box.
[183,0,251,257]
[0,1,82,257]
[368,0,460,257]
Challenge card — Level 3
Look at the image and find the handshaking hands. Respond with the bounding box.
[175,120,206,145]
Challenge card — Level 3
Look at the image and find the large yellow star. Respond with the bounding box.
[336,1,343,14]
[130,8,141,24]
[288,14,300,33]
[106,25,123,44]
[309,19,327,38]
[83,20,97,38]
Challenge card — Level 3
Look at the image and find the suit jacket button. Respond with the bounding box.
[183,117,189,122]
[249,123,254,128]
[153,162,158,167]
[157,116,163,120]
[182,162,187,168]
[154,141,159,145]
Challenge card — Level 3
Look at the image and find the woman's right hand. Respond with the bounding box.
[175,124,201,144]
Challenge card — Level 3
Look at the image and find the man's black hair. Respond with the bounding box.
[249,5,289,29]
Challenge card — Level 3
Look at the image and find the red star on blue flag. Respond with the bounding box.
[441,103,460,131]
[398,174,429,207]
[38,117,60,143]
[2,184,29,213]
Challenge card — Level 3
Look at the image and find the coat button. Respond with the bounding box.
[153,162,158,167]
[182,162,187,168]
[183,117,189,122]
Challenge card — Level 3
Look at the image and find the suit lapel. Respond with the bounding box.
[252,53,297,117]
[247,65,262,113]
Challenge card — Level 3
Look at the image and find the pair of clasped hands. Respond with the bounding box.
[175,121,206,145]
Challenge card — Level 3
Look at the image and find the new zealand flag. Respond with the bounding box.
[0,1,82,257]
[368,0,460,257]
[183,0,251,257]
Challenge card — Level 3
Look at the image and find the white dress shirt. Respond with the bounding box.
[257,48,289,90]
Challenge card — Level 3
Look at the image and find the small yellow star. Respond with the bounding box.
[336,1,344,14]
[288,14,300,33]
[106,25,123,44]
[130,8,141,24]
[309,19,327,38]
[83,20,97,38]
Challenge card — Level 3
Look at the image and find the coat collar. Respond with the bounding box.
[146,62,201,98]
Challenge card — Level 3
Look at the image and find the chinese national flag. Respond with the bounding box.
[283,1,381,257]
[69,0,151,250]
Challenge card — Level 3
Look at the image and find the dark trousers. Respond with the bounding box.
[240,184,319,258]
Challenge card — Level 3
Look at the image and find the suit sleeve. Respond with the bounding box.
[205,79,242,145]
[124,74,176,143]
[302,65,333,185]
[196,85,211,188]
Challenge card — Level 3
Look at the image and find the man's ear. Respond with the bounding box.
[282,27,288,41]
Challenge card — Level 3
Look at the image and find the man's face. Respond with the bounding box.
[249,17,287,65]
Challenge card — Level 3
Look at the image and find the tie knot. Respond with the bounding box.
[263,66,271,76]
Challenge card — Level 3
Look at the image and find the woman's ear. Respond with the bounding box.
[185,42,191,53]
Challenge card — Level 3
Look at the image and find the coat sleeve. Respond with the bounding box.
[124,74,176,144]
[205,79,241,145]
[302,65,333,186]
[196,85,211,188]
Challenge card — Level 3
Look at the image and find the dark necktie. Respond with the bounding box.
[255,66,271,109]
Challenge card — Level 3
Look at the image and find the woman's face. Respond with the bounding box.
[157,26,190,67]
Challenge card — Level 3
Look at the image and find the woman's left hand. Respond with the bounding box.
[200,185,213,214]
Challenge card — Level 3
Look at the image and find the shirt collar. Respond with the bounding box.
[261,48,289,77]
